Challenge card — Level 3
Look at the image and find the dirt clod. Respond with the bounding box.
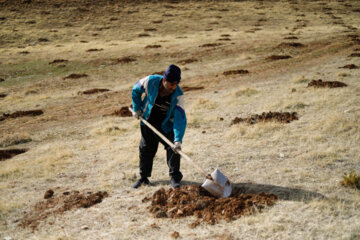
[104,106,132,117]
[1,110,43,121]
[266,55,292,60]
[143,186,277,225]
[0,149,28,161]
[307,79,347,88]
[277,42,304,48]
[171,231,180,239]
[86,48,103,52]
[339,64,358,69]
[231,112,298,125]
[145,45,162,49]
[49,59,68,64]
[44,190,54,199]
[79,88,110,95]
[21,190,109,229]
[348,53,360,57]
[223,69,249,76]
[63,73,88,79]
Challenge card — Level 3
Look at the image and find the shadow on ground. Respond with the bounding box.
[149,180,326,202]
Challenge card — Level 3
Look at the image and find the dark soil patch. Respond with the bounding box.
[1,110,43,121]
[339,64,358,69]
[182,86,204,92]
[178,58,198,65]
[307,79,347,88]
[144,28,157,32]
[266,55,292,60]
[21,190,109,230]
[142,185,277,225]
[223,69,249,76]
[86,48,103,52]
[138,33,150,37]
[199,43,222,47]
[0,149,28,161]
[145,44,162,49]
[79,88,110,95]
[114,56,136,64]
[0,78,4,82]
[231,112,298,125]
[221,34,231,37]
[152,20,162,24]
[19,51,30,55]
[38,38,49,42]
[44,190,54,199]
[49,59,68,64]
[0,93,7,98]
[217,38,231,41]
[63,73,88,79]
[104,106,132,117]
[348,53,360,57]
[276,42,304,48]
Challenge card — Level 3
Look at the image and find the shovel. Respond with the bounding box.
[129,107,232,198]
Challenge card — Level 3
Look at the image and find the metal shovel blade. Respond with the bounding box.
[201,168,232,198]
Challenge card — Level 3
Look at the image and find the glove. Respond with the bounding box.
[173,141,182,153]
[133,110,142,119]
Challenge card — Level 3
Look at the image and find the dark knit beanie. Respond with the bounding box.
[163,64,181,83]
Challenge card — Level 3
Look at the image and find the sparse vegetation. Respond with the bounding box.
[341,171,360,189]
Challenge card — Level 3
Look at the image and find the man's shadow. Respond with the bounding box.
[151,180,326,202]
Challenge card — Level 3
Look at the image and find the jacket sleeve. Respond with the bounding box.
[173,94,187,142]
[131,76,149,112]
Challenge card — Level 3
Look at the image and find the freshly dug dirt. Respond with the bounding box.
[0,110,43,121]
[182,86,204,92]
[223,69,249,76]
[231,111,298,125]
[145,45,162,49]
[0,93,7,98]
[339,64,358,69]
[266,55,292,60]
[63,73,88,79]
[104,106,132,117]
[49,59,68,64]
[348,53,360,57]
[142,186,277,225]
[0,149,28,161]
[79,88,110,95]
[276,42,305,48]
[307,79,347,88]
[0,78,5,82]
[21,190,109,230]
[86,48,103,52]
[199,43,222,47]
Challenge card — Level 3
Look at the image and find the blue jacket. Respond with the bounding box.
[132,75,187,142]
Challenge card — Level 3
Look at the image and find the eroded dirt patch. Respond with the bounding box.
[307,79,347,88]
[21,190,109,230]
[339,64,358,69]
[276,42,305,48]
[79,88,110,95]
[49,59,68,64]
[0,110,43,121]
[231,112,298,125]
[142,186,277,225]
[0,149,28,161]
[0,93,7,98]
[63,73,88,79]
[182,86,204,92]
[223,69,249,76]
[104,106,132,117]
[266,55,292,60]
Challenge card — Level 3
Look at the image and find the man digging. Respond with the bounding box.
[131,64,187,189]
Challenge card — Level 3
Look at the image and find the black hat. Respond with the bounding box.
[163,64,181,83]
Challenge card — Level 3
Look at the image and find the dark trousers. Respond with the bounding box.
[139,124,183,182]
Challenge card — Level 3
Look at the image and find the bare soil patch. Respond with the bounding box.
[63,73,88,79]
[348,53,360,57]
[79,88,110,95]
[181,86,204,92]
[0,93,7,98]
[142,185,277,225]
[199,43,222,48]
[21,190,109,230]
[276,42,305,48]
[307,79,347,88]
[1,110,43,121]
[0,78,5,82]
[104,106,132,117]
[339,64,358,69]
[223,69,249,76]
[266,55,292,60]
[231,112,298,125]
[145,45,161,49]
[0,149,28,161]
[86,48,103,52]
[284,36,298,40]
[49,59,68,65]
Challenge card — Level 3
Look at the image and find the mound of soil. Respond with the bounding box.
[182,86,204,92]
[79,88,110,95]
[199,43,222,47]
[339,64,358,69]
[348,53,360,57]
[276,42,304,48]
[0,149,28,161]
[145,45,162,49]
[223,69,249,76]
[284,36,298,40]
[86,48,103,52]
[49,59,68,64]
[21,190,108,229]
[104,106,132,117]
[0,93,7,98]
[231,111,298,125]
[114,56,136,64]
[307,79,347,88]
[0,110,43,121]
[0,78,5,82]
[142,185,277,225]
[266,55,292,60]
[63,73,88,79]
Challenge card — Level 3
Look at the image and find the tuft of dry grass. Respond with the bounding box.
[341,171,360,190]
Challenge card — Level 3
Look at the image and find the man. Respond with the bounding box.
[131,64,187,189]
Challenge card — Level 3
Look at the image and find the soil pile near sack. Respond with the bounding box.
[143,185,277,225]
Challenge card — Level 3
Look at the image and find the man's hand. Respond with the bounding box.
[133,110,142,119]
[173,141,182,153]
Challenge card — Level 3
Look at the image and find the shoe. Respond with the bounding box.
[171,178,181,189]
[132,177,150,189]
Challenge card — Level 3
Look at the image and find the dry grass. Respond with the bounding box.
[1,0,360,239]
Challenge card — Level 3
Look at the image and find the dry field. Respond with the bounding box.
[1,0,360,239]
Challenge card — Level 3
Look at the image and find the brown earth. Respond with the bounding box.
[181,86,204,92]
[0,93,7,98]
[79,88,110,95]
[145,45,162,49]
[21,190,109,230]
[339,64,358,69]
[199,43,222,47]
[231,112,298,125]
[307,79,347,88]
[104,106,132,117]
[49,59,68,65]
[223,69,249,76]
[114,57,136,64]
[266,55,292,60]
[86,48,103,52]
[142,185,277,225]
[0,149,28,161]
[0,110,43,121]
[276,42,305,48]
[63,73,88,79]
